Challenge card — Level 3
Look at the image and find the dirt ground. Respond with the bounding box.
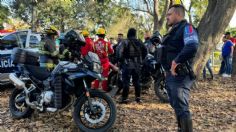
[0,76,235,132]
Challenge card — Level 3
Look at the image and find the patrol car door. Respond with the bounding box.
[0,32,21,73]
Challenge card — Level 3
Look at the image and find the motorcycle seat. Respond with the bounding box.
[24,65,51,81]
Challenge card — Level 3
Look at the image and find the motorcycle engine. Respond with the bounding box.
[40,91,54,104]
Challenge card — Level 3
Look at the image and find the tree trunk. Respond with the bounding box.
[60,15,65,32]
[193,0,236,78]
[157,0,170,31]
[153,0,170,32]
[31,4,36,31]
[166,0,174,30]
[153,0,159,31]
[187,2,193,24]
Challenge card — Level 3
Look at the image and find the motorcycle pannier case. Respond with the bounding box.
[12,48,39,65]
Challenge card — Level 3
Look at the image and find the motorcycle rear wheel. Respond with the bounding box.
[9,88,33,119]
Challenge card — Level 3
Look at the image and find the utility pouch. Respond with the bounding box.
[175,62,196,80]
[175,64,188,76]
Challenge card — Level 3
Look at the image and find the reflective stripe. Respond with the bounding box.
[105,43,108,52]
[40,63,47,67]
[46,63,55,69]
[59,49,71,59]
[93,43,95,51]
[51,51,58,57]
[39,50,51,55]
[40,62,55,69]
[93,42,108,52]
[59,55,64,59]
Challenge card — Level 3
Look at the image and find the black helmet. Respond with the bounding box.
[127,28,137,38]
[64,29,86,47]
[150,31,162,45]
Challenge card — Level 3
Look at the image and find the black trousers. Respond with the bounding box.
[122,66,141,99]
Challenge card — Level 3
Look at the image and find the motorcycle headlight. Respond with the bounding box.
[93,62,102,73]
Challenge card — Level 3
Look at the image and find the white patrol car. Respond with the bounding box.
[0,30,41,85]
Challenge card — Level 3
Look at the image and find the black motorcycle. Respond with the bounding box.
[141,53,169,103]
[9,48,117,132]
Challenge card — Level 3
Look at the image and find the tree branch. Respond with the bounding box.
[158,0,170,29]
[144,0,152,14]
[130,6,153,16]
[187,0,193,24]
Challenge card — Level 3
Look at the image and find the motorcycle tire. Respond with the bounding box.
[9,88,33,119]
[73,90,117,132]
[154,77,169,103]
[108,71,123,96]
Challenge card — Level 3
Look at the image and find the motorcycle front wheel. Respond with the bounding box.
[73,89,117,132]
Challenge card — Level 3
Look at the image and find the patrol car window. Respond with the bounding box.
[18,31,28,48]
[29,35,40,48]
[0,34,18,50]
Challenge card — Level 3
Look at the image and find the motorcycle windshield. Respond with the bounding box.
[85,52,100,64]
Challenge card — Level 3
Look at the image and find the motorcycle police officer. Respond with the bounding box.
[40,26,59,70]
[118,28,147,103]
[161,5,198,132]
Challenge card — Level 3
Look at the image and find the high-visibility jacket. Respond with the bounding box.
[39,37,59,70]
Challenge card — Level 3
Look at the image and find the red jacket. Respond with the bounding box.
[230,37,236,45]
[81,37,93,57]
[93,38,114,63]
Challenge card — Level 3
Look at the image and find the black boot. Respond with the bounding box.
[177,117,181,132]
[180,117,193,132]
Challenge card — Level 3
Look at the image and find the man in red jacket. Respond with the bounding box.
[92,28,114,91]
[81,30,93,57]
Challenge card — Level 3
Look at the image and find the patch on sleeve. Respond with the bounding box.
[184,25,199,45]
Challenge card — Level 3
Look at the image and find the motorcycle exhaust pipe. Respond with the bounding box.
[15,96,25,104]
[9,73,25,89]
[9,74,38,109]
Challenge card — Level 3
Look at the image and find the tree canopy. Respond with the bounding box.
[1,0,235,42]
[0,2,9,29]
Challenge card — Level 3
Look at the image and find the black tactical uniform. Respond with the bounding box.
[118,28,147,103]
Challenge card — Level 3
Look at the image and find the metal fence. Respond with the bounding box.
[211,51,221,73]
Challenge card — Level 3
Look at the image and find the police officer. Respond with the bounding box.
[118,28,147,103]
[40,26,59,70]
[161,5,199,132]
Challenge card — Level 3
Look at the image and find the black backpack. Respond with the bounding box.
[123,39,142,59]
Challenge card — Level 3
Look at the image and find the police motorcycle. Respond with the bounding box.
[140,31,169,102]
[8,30,117,132]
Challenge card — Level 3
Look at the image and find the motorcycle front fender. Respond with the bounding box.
[68,72,87,80]
[86,71,104,81]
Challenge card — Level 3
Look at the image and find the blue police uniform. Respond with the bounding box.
[161,20,198,132]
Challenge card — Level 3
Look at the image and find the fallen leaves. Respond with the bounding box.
[0,76,235,131]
